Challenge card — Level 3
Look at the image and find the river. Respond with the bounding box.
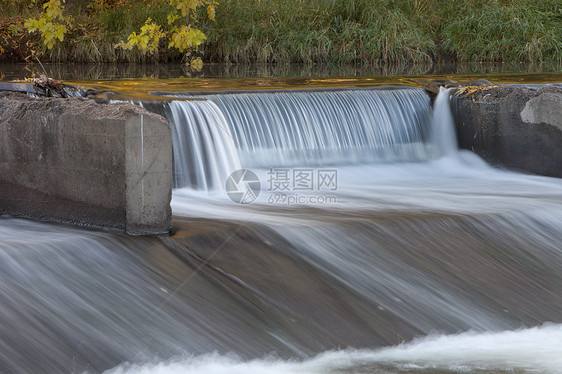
[0,79,561,373]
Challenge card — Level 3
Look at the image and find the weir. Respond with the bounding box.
[164,88,437,190]
[1,85,562,374]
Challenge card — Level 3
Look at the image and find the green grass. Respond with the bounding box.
[0,0,560,65]
[206,0,562,65]
[441,0,562,62]
[98,1,173,39]
[206,0,436,64]
[1,0,43,18]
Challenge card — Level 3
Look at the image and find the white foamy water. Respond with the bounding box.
[170,151,562,226]
[168,87,562,222]
[106,324,562,374]
[157,87,562,374]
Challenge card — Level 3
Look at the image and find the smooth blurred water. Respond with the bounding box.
[165,87,562,374]
[167,88,433,190]
[167,100,241,190]
[1,87,561,374]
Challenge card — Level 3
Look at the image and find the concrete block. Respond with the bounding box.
[451,85,562,178]
[0,92,172,235]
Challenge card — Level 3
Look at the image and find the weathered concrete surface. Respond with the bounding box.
[0,92,172,234]
[451,85,562,178]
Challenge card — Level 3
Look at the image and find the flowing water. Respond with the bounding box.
[1,87,562,374]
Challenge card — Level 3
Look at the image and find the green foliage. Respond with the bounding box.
[24,0,69,50]
[98,1,172,39]
[2,0,43,17]
[207,0,435,64]
[3,0,561,65]
[205,0,561,64]
[441,0,562,62]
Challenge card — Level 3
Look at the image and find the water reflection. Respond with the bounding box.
[1,61,561,81]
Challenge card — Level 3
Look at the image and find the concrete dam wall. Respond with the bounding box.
[0,92,172,235]
[451,85,562,178]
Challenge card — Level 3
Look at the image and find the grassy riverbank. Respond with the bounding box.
[1,0,561,65]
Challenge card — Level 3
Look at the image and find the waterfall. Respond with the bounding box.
[164,88,454,191]
[431,87,458,157]
[166,100,241,190]
[200,89,433,168]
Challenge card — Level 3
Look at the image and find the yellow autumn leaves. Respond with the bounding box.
[115,18,165,53]
[24,0,68,50]
[23,0,216,67]
[116,0,217,67]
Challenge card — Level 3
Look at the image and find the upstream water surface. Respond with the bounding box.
[1,83,562,374]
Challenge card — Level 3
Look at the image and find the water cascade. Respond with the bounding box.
[165,88,434,189]
[1,87,562,374]
[430,87,458,157]
[166,100,241,190]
